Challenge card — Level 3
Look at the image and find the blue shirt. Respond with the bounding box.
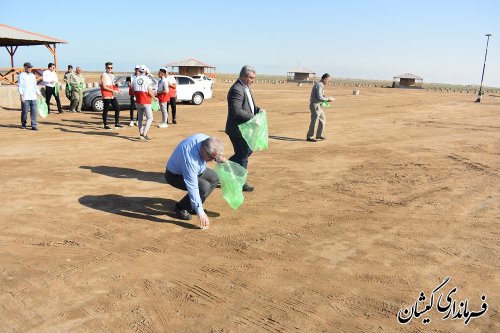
[166,133,208,214]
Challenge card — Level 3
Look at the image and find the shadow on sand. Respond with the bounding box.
[80,165,165,184]
[268,135,305,142]
[79,194,200,229]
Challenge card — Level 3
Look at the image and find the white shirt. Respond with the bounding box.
[42,69,58,87]
[18,71,39,100]
[244,85,255,113]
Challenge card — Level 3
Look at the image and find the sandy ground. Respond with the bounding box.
[0,82,498,332]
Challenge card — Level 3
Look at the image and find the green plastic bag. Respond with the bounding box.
[214,160,247,209]
[37,96,48,118]
[321,100,330,107]
[65,83,72,100]
[151,98,160,111]
[238,110,269,151]
[54,82,59,97]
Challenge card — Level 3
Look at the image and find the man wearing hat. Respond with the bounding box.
[132,65,154,140]
[127,65,140,126]
[18,62,42,130]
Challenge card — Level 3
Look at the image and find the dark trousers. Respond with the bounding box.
[164,168,219,211]
[45,86,62,113]
[167,97,176,121]
[102,98,120,126]
[21,99,37,127]
[228,135,253,169]
[129,95,136,121]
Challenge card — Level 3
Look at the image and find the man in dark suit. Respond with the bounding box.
[225,65,265,192]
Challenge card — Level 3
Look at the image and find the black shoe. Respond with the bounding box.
[58,111,64,114]
[31,127,39,131]
[104,125,112,130]
[175,206,192,220]
[173,119,177,124]
[215,182,221,188]
[242,183,254,192]
[21,125,27,129]
[306,137,317,142]
[316,136,325,140]
[115,123,124,128]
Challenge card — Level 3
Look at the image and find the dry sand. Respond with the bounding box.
[0,82,498,332]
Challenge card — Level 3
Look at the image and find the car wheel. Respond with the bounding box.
[92,97,104,112]
[192,92,204,105]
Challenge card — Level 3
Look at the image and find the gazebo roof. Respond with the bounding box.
[165,58,215,68]
[0,23,67,46]
[288,67,316,74]
[393,73,423,80]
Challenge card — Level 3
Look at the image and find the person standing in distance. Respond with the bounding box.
[165,69,177,124]
[133,65,154,141]
[100,62,123,130]
[156,68,170,128]
[18,62,42,130]
[306,73,335,142]
[73,67,85,113]
[127,65,140,126]
[225,65,265,192]
[43,62,63,114]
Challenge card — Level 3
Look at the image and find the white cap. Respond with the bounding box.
[139,64,147,73]
[135,64,140,69]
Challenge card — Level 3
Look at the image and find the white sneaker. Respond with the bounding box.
[129,120,135,127]
[158,122,169,128]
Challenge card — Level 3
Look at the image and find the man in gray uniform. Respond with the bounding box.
[306,73,335,142]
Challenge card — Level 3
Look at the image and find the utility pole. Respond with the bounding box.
[475,34,492,103]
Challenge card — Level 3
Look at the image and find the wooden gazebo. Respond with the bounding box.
[392,73,423,88]
[287,67,316,83]
[0,24,67,84]
[165,58,216,78]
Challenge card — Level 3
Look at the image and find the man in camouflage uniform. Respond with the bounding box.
[64,65,78,112]
[73,67,85,112]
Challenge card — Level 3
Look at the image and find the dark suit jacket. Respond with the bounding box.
[225,79,260,138]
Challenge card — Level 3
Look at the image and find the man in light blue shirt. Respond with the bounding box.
[165,133,225,229]
[18,62,42,130]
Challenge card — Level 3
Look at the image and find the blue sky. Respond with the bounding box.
[2,0,499,86]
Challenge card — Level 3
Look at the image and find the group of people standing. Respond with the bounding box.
[17,61,86,130]
[99,62,177,141]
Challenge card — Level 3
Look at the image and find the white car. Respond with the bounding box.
[175,75,212,105]
[191,74,214,89]
[83,74,212,111]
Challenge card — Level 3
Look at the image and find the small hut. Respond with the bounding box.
[392,73,423,88]
[0,24,67,84]
[165,58,216,78]
[287,67,316,83]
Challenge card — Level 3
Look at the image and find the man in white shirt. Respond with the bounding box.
[42,62,63,114]
[18,62,42,130]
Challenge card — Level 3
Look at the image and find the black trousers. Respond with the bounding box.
[45,86,62,113]
[129,95,136,121]
[164,168,219,211]
[228,135,253,169]
[167,97,176,121]
[102,98,120,126]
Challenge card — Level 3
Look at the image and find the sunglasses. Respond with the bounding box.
[107,67,113,69]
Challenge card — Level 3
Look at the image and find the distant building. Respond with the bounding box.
[392,73,423,88]
[165,58,216,78]
[287,67,316,83]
